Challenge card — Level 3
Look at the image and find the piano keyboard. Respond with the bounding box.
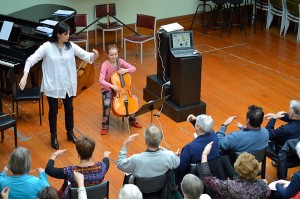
[0,57,20,68]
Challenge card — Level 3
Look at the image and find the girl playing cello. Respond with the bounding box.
[99,44,142,135]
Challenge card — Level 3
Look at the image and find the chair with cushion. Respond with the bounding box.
[284,0,300,42]
[7,68,44,126]
[124,14,156,64]
[70,180,109,199]
[133,173,166,199]
[94,4,123,50]
[266,0,286,34]
[0,94,17,148]
[266,139,300,179]
[69,14,89,51]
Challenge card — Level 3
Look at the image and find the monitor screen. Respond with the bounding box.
[170,31,193,49]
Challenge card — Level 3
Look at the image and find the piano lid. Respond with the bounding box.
[5,4,77,35]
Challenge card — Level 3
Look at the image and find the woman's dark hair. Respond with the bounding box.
[39,186,59,199]
[76,135,95,160]
[49,22,71,50]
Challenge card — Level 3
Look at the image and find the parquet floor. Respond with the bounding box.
[0,14,300,198]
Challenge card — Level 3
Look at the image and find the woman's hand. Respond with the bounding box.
[103,151,111,158]
[51,149,66,159]
[3,166,9,173]
[37,168,45,173]
[92,49,99,60]
[111,85,119,92]
[19,72,29,90]
[73,171,85,187]
[1,187,10,199]
[202,141,213,163]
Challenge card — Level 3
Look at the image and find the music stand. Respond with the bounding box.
[135,95,169,124]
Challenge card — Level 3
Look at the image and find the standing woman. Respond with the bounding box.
[19,22,99,149]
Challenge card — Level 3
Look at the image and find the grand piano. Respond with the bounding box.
[0,4,76,93]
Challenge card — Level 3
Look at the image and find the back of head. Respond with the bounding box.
[195,114,214,133]
[246,105,264,128]
[234,152,259,180]
[8,147,31,175]
[39,186,59,199]
[144,124,163,148]
[290,100,300,118]
[76,135,95,160]
[119,184,142,199]
[181,174,204,199]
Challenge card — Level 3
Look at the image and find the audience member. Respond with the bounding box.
[199,142,271,199]
[181,174,211,199]
[217,105,269,154]
[265,100,300,146]
[117,124,180,183]
[45,135,110,199]
[270,141,300,198]
[119,184,143,199]
[39,186,59,199]
[73,171,87,199]
[176,114,219,185]
[0,147,49,199]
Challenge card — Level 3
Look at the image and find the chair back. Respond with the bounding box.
[136,14,156,30]
[75,14,88,28]
[95,4,116,18]
[286,0,300,16]
[134,173,166,198]
[70,180,109,199]
[229,148,267,178]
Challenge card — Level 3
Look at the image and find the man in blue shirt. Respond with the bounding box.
[176,114,219,185]
[217,105,269,154]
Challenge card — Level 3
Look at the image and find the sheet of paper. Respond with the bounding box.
[40,19,58,26]
[0,21,14,40]
[36,26,53,34]
[53,10,75,16]
[268,180,290,191]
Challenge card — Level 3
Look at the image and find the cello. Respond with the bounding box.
[111,58,138,117]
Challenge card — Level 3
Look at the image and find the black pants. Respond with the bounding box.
[47,94,74,135]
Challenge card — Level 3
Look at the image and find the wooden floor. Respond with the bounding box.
[1,15,300,199]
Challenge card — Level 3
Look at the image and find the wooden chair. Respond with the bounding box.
[7,68,44,126]
[124,14,156,64]
[70,180,109,199]
[94,4,123,50]
[70,14,89,50]
[0,95,17,148]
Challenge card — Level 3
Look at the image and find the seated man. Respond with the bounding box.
[176,114,219,185]
[265,100,300,146]
[217,105,269,154]
[117,124,180,184]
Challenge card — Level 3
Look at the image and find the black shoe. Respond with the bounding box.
[51,134,59,149]
[67,131,77,143]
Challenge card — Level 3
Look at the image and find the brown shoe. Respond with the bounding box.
[100,128,108,135]
[130,121,142,128]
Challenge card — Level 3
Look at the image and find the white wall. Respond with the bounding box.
[1,0,198,29]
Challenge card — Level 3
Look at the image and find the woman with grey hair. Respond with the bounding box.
[0,147,49,198]
[181,173,211,199]
[119,184,142,199]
